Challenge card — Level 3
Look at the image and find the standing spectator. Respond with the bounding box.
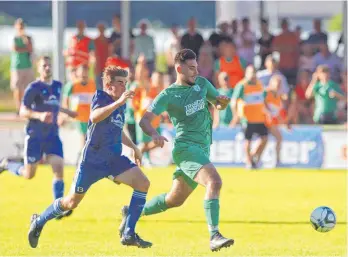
[272,18,300,87]
[307,19,328,54]
[94,22,109,90]
[213,72,233,128]
[235,18,256,65]
[180,17,204,57]
[10,18,34,114]
[337,71,347,123]
[165,24,181,83]
[293,70,314,124]
[313,43,343,84]
[208,22,231,59]
[298,43,315,73]
[214,38,246,89]
[230,19,239,42]
[305,65,345,124]
[109,14,135,57]
[198,42,214,82]
[133,20,156,74]
[65,20,94,77]
[258,19,274,69]
[257,55,289,95]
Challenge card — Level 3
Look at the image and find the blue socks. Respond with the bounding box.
[36,198,65,227]
[53,180,64,200]
[7,161,23,176]
[124,190,147,236]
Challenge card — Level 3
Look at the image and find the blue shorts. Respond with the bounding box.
[71,155,136,194]
[24,135,63,164]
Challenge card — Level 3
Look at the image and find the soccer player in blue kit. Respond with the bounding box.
[27,66,152,249]
[0,56,76,219]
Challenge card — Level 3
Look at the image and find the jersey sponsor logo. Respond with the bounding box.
[110,113,124,128]
[44,95,60,106]
[244,92,264,105]
[185,99,205,116]
[193,85,201,92]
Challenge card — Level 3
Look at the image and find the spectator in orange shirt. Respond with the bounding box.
[272,18,300,86]
[94,22,109,90]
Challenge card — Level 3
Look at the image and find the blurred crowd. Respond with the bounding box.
[9,14,347,135]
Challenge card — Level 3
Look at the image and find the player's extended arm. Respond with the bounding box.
[140,111,168,148]
[229,99,240,127]
[90,91,134,124]
[204,77,230,110]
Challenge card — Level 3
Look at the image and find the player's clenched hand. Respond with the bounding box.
[151,134,168,148]
[216,95,230,110]
[40,112,53,124]
[117,91,135,105]
[133,147,143,166]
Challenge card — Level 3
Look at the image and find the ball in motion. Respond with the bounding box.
[310,206,336,232]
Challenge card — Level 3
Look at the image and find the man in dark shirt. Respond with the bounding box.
[181,17,204,58]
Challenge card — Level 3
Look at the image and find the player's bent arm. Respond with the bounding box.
[90,101,123,124]
[139,111,160,137]
[19,105,43,120]
[305,80,317,99]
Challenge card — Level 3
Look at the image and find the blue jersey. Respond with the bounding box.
[82,90,126,162]
[22,80,62,138]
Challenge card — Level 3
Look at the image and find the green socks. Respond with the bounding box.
[142,193,168,216]
[204,199,220,237]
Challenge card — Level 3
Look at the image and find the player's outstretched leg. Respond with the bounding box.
[0,157,24,176]
[28,193,85,248]
[115,166,152,248]
[194,163,234,252]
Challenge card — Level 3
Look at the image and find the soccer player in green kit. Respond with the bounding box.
[119,49,234,251]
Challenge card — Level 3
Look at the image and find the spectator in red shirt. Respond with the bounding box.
[94,22,109,90]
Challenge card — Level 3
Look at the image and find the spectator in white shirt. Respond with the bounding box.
[165,24,181,83]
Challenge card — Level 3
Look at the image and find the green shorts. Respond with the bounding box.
[136,123,161,143]
[76,122,88,135]
[172,142,211,190]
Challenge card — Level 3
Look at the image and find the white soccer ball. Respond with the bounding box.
[310,206,336,232]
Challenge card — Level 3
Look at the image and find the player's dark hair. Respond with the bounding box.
[103,66,128,86]
[174,49,196,65]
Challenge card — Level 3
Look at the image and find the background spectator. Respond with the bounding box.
[180,17,204,57]
[209,22,231,60]
[235,17,256,65]
[230,19,239,42]
[165,24,181,83]
[214,38,246,89]
[94,22,109,90]
[313,43,343,84]
[337,71,347,123]
[272,18,299,86]
[307,19,328,54]
[298,43,314,72]
[258,19,274,69]
[10,18,34,114]
[305,65,345,124]
[198,42,214,82]
[133,20,156,74]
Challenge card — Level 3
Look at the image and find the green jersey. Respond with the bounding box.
[312,80,342,122]
[149,76,219,147]
[11,36,32,70]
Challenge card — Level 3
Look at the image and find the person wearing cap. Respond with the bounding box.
[10,18,35,114]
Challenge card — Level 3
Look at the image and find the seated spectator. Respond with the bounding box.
[305,65,345,124]
[198,42,214,82]
[313,43,343,84]
[293,70,314,124]
[298,43,314,73]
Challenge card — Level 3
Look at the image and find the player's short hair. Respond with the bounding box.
[102,66,128,86]
[174,49,196,65]
[77,64,89,70]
